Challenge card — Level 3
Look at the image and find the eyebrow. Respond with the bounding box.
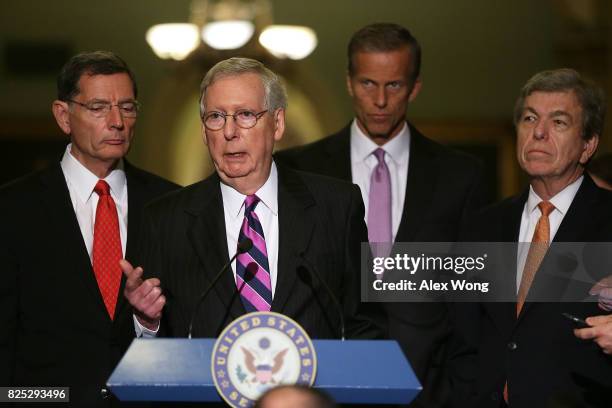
[86,98,136,103]
[523,107,572,119]
[549,110,572,119]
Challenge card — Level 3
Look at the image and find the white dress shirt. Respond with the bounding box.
[516,176,583,290]
[220,162,280,296]
[60,144,128,260]
[350,119,410,242]
[61,144,143,335]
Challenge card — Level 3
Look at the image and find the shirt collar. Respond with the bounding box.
[220,161,279,218]
[350,119,410,164]
[60,143,126,203]
[526,175,583,216]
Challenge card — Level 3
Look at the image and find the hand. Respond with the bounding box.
[574,314,612,354]
[589,275,612,311]
[121,259,165,331]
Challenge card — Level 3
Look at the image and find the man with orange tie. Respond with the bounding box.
[0,51,177,407]
[450,69,612,408]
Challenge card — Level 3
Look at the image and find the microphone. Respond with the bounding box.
[187,238,253,339]
[298,252,346,341]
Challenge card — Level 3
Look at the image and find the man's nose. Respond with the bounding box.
[107,105,125,129]
[374,87,388,109]
[223,115,238,140]
[533,120,548,140]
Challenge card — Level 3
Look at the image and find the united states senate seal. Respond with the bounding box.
[211,311,317,407]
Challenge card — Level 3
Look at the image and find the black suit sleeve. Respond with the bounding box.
[343,185,387,339]
[0,226,17,384]
[133,205,173,337]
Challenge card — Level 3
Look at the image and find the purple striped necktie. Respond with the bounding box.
[368,148,392,257]
[236,194,273,312]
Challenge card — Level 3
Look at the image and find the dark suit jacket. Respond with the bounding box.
[275,122,485,407]
[451,174,612,408]
[136,165,385,341]
[0,161,178,407]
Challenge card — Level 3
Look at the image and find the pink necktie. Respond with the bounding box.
[368,148,392,257]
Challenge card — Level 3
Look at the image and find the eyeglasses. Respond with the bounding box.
[68,99,140,118]
[202,109,268,131]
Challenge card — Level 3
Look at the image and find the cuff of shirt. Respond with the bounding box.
[133,314,159,338]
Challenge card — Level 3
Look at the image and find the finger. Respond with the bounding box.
[599,287,612,301]
[585,315,612,326]
[590,284,602,296]
[119,259,134,276]
[135,278,161,297]
[124,267,145,291]
[589,276,612,295]
[594,337,612,354]
[598,301,612,312]
[574,327,597,340]
[142,286,163,305]
[142,295,166,320]
[134,281,164,307]
[128,279,159,307]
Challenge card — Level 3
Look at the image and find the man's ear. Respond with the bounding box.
[52,100,71,135]
[408,78,422,103]
[273,108,285,142]
[346,73,355,97]
[580,134,599,164]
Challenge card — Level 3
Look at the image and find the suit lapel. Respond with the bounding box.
[185,175,245,319]
[552,175,599,243]
[272,166,316,312]
[39,165,110,319]
[484,193,525,335]
[395,126,437,242]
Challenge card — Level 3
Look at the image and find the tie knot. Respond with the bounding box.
[538,200,555,217]
[94,180,111,196]
[244,194,260,214]
[373,148,386,163]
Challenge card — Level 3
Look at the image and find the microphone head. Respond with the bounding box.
[237,238,253,254]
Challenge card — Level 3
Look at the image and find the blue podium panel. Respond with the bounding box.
[108,339,421,404]
[313,340,420,404]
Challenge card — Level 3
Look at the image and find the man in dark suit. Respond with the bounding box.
[0,51,178,407]
[275,23,484,407]
[451,69,612,408]
[122,57,383,343]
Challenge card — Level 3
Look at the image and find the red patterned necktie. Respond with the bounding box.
[92,180,122,319]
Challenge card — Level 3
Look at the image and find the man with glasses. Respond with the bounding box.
[121,57,384,342]
[0,51,177,407]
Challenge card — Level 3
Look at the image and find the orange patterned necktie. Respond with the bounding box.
[92,180,123,319]
[517,200,555,315]
[504,200,555,403]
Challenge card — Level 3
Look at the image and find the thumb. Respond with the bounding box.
[119,259,134,275]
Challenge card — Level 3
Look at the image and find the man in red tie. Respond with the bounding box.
[450,69,612,408]
[0,51,177,407]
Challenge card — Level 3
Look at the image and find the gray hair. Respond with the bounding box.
[199,57,287,117]
[513,68,606,140]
